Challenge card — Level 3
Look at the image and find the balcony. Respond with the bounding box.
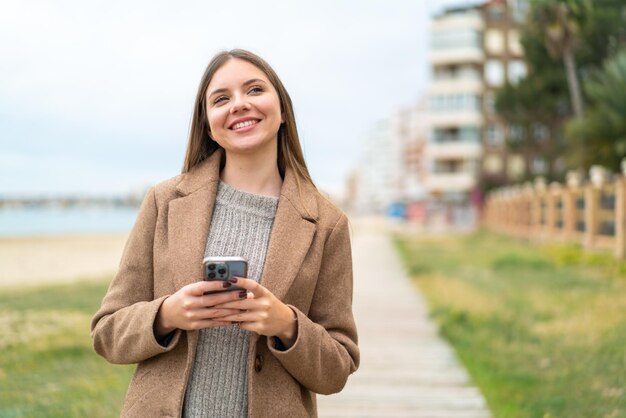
[432,11,483,32]
[431,48,484,66]
[430,78,483,94]
[430,111,483,128]
[425,172,477,193]
[428,141,482,160]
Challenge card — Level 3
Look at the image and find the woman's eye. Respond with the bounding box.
[249,86,263,95]
[213,96,228,105]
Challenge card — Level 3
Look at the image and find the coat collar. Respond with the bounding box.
[175,148,319,222]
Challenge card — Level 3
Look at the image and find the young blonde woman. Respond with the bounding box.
[91,49,359,417]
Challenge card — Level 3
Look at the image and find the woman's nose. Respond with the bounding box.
[230,95,251,113]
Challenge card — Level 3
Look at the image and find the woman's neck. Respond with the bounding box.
[220,149,283,198]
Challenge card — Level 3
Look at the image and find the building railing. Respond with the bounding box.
[483,165,626,259]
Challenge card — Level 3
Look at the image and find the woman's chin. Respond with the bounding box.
[222,138,277,156]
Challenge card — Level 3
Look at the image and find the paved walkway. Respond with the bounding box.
[317,219,491,418]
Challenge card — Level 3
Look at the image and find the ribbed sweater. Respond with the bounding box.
[183,180,279,418]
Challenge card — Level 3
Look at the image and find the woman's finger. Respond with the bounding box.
[213,294,258,310]
[187,280,232,296]
[200,288,248,307]
[218,311,260,323]
[228,277,266,298]
[201,308,243,319]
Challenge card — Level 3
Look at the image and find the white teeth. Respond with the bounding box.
[232,120,258,130]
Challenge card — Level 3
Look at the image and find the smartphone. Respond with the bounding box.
[202,256,247,294]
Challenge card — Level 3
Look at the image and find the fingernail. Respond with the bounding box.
[222,281,231,288]
[228,277,238,284]
[238,290,247,299]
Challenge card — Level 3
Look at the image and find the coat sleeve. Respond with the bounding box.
[90,187,182,364]
[267,213,360,394]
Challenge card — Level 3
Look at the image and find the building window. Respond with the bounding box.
[431,29,482,50]
[458,64,481,80]
[459,126,481,142]
[484,154,503,174]
[434,126,480,143]
[430,94,481,112]
[509,124,524,144]
[434,128,453,143]
[508,60,527,83]
[486,124,504,147]
[531,156,547,174]
[484,91,496,114]
[507,154,526,179]
[485,29,504,55]
[485,60,504,87]
[532,123,549,143]
[487,5,505,21]
[511,0,529,23]
[434,160,463,174]
[508,30,523,55]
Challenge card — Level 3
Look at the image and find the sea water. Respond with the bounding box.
[0,206,139,236]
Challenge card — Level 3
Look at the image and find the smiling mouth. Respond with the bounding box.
[231,120,260,130]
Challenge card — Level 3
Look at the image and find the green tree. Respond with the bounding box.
[534,0,589,119]
[495,0,626,176]
[566,49,626,171]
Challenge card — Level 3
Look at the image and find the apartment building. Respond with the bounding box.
[425,0,528,226]
[353,119,400,214]
[480,0,528,188]
[427,4,484,224]
[351,103,429,216]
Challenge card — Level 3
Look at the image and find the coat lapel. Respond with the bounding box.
[168,151,222,290]
[259,167,319,302]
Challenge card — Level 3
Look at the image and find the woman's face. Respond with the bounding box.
[205,58,283,156]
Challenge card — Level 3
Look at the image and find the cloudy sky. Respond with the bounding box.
[0,0,477,197]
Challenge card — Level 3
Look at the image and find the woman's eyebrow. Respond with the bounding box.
[208,78,267,98]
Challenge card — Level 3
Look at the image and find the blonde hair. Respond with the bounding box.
[182,49,315,195]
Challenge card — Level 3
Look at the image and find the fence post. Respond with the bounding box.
[564,171,581,241]
[547,183,560,239]
[586,166,608,249]
[584,184,598,249]
[523,182,534,239]
[615,175,626,259]
[534,177,547,240]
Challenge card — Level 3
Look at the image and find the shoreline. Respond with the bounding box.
[0,232,129,288]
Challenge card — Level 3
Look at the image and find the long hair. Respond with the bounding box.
[182,49,315,192]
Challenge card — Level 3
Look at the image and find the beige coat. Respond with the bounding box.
[90,150,359,417]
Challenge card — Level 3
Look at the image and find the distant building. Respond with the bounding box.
[428,4,484,226]
[398,102,429,203]
[354,119,400,214]
[425,0,529,228]
[350,0,530,226]
[352,105,430,216]
[480,0,528,189]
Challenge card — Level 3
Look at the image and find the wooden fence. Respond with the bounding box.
[483,166,626,259]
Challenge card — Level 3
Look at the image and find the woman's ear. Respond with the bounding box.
[281,112,285,124]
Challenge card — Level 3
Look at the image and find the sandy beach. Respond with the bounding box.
[0,233,129,287]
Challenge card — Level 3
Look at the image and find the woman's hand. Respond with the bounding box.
[154,280,248,338]
[215,277,298,348]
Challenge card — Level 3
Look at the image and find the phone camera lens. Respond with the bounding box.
[208,272,216,279]
[208,264,216,270]
[218,268,226,275]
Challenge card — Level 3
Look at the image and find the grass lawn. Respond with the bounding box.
[394,230,626,418]
[0,279,133,418]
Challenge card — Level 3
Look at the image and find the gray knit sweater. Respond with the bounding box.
[183,180,278,418]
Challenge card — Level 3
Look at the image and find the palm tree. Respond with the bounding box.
[566,48,626,169]
[535,0,589,119]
